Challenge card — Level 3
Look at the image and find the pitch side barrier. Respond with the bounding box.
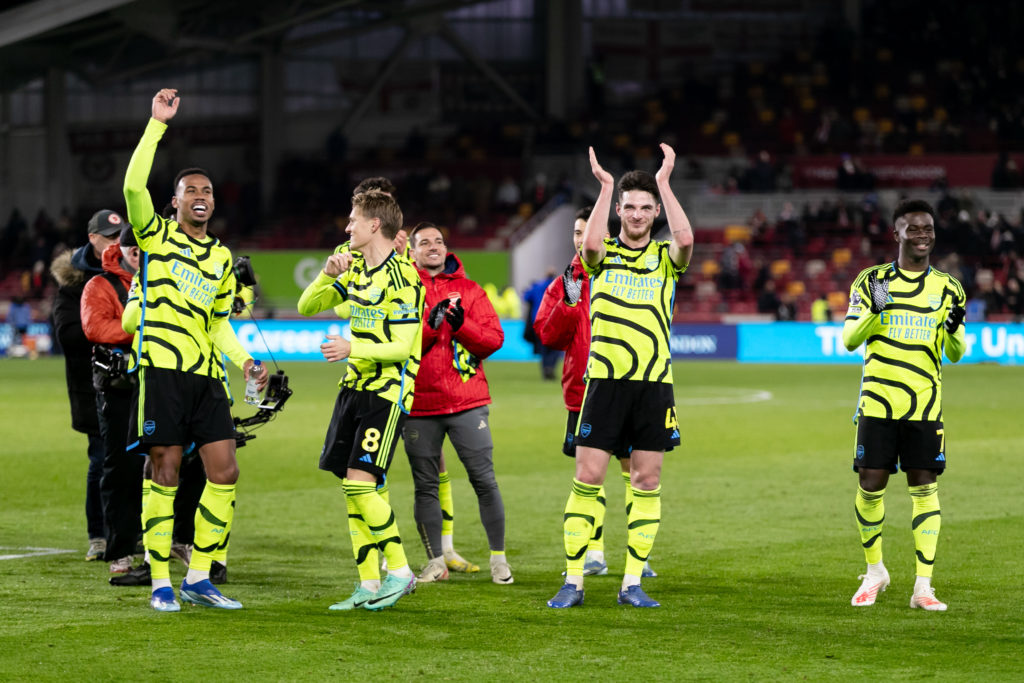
[222,317,1015,366]
[226,320,1024,365]
[227,318,536,362]
[2,321,1022,365]
[735,322,1024,365]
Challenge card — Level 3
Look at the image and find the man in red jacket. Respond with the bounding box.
[81,224,144,579]
[402,222,512,585]
[533,206,656,578]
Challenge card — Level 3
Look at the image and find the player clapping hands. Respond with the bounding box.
[427,297,464,331]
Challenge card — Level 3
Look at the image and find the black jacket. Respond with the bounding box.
[51,245,104,434]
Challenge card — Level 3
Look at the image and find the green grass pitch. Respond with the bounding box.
[1,358,1022,680]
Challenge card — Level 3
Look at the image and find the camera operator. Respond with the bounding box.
[51,209,123,560]
[81,224,144,580]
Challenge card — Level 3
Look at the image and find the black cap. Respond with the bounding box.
[87,210,125,237]
[119,224,137,247]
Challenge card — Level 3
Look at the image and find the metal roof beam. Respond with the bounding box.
[0,0,137,49]
[284,0,486,51]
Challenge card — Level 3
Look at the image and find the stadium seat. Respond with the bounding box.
[832,248,852,268]
[701,260,721,278]
[827,291,848,311]
[695,280,718,299]
[804,259,827,278]
[770,259,791,277]
[724,225,751,244]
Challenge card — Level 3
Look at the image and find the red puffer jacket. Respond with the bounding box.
[81,242,133,346]
[533,255,589,411]
[411,253,504,417]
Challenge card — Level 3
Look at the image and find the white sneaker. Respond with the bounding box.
[85,538,106,562]
[910,586,948,611]
[851,566,890,606]
[417,558,449,583]
[109,556,132,574]
[490,556,514,585]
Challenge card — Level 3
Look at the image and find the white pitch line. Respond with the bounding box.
[675,387,773,406]
[0,547,76,560]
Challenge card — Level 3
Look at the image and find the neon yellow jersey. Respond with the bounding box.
[844,262,966,421]
[581,237,686,383]
[298,250,424,411]
[123,119,237,377]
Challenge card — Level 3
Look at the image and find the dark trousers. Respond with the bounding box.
[173,454,206,544]
[86,432,105,539]
[97,388,143,560]
[404,406,505,559]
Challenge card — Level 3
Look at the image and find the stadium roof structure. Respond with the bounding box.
[0,0,499,93]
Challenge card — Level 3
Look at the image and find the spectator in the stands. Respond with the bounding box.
[496,177,521,212]
[6,296,32,345]
[991,152,1022,190]
[746,150,777,192]
[837,155,875,191]
[1003,272,1023,320]
[718,242,749,291]
[776,292,797,322]
[811,294,832,323]
[757,279,782,316]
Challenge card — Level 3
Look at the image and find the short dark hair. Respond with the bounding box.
[617,170,659,203]
[575,206,593,221]
[173,167,212,194]
[352,190,403,240]
[892,199,935,225]
[354,176,396,196]
[409,221,440,243]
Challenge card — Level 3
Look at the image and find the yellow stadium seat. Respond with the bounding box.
[724,225,751,244]
[827,291,848,310]
[832,248,851,267]
[770,259,791,277]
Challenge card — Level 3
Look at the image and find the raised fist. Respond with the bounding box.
[152,89,180,123]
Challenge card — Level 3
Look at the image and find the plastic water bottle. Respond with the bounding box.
[244,359,262,405]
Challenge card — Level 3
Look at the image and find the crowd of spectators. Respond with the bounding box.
[4,179,1023,333]
[263,130,574,252]
[613,3,1024,160]
[517,2,1024,195]
[687,188,1024,323]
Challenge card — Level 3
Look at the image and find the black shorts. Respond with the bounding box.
[575,378,680,453]
[563,411,630,459]
[854,416,946,474]
[127,366,234,454]
[320,387,405,484]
